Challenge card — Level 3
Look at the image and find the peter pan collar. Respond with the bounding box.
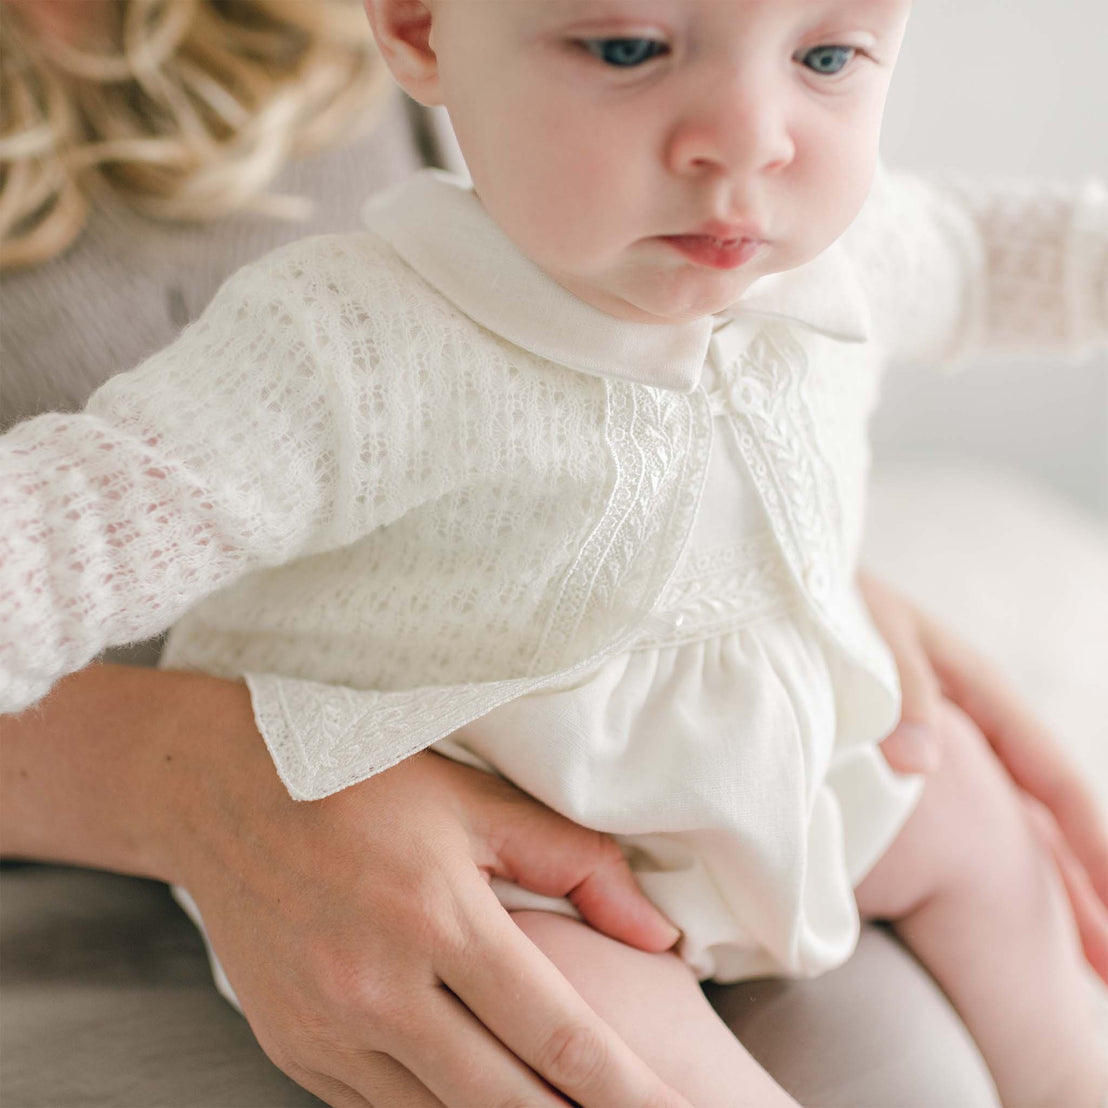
[362,169,870,394]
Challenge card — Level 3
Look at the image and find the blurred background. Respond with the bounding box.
[875,0,1108,516]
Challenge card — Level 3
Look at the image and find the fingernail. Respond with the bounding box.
[894,723,941,773]
[650,913,682,948]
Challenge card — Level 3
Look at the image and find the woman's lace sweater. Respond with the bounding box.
[1,168,1105,799]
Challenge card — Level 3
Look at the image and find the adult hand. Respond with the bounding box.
[2,665,688,1108]
[859,571,1108,984]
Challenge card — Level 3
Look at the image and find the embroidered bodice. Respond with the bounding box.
[1,168,1105,801]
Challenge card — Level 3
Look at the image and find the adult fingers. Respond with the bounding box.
[500,817,680,953]
[438,877,691,1108]
[880,722,942,776]
[284,1067,378,1108]
[262,930,566,1108]
[1022,795,1108,987]
[458,764,681,953]
[362,984,572,1107]
[884,622,943,732]
[921,618,1108,908]
[301,1057,446,1108]
[874,622,943,776]
[858,573,942,775]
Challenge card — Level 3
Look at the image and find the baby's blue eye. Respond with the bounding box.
[801,45,856,76]
[583,38,666,68]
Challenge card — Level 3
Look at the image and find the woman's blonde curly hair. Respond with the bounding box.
[0,0,393,269]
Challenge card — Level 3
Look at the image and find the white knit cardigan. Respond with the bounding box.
[2,168,1105,799]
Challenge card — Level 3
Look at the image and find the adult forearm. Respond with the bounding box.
[0,664,256,882]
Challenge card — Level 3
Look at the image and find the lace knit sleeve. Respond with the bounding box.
[0,249,353,714]
[845,166,1108,368]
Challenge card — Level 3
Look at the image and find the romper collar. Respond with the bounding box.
[363,169,870,394]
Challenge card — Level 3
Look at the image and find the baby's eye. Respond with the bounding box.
[581,38,667,68]
[799,45,857,76]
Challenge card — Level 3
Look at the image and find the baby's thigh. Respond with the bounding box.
[509,910,797,1107]
[855,701,1035,921]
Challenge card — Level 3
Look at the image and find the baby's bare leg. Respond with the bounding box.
[510,909,800,1107]
[855,703,1107,1108]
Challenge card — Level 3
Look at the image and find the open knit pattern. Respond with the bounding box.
[1,167,1105,801]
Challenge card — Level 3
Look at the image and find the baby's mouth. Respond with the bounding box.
[657,234,768,271]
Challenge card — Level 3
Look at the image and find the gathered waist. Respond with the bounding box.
[634,530,801,651]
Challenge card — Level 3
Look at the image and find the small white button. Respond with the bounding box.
[727,377,767,417]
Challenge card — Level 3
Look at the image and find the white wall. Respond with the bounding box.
[873,0,1108,514]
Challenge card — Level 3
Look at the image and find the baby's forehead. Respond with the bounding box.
[470,0,911,36]
[508,0,910,20]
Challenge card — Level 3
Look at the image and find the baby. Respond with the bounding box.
[2,0,1106,1104]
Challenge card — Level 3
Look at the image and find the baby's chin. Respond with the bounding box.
[545,259,763,325]
[614,273,765,325]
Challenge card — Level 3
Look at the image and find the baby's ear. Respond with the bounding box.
[363,0,442,106]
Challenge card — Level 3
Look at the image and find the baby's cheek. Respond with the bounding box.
[795,133,878,251]
[524,150,638,261]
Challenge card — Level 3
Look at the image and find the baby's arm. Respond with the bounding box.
[0,252,351,714]
[845,168,1107,368]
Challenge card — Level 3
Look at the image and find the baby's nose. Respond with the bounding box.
[665,75,795,179]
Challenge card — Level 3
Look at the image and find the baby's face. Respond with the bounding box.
[427,0,911,324]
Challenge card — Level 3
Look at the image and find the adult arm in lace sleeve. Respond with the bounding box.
[844,165,1108,368]
[0,252,357,715]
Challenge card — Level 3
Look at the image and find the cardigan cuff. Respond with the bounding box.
[243,666,586,800]
[1070,178,1108,356]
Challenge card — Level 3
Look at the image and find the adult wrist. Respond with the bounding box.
[135,669,281,891]
[0,666,265,887]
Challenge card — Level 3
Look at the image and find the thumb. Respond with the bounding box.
[879,636,944,776]
[859,572,943,776]
[881,720,942,776]
[480,794,682,954]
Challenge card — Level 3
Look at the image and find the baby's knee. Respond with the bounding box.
[509,910,799,1106]
[509,908,693,992]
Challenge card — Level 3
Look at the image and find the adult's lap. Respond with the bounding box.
[706,923,1000,1108]
[1,864,997,1107]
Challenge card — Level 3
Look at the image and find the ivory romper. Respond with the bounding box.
[434,337,923,983]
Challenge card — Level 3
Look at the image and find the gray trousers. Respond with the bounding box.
[1,864,998,1107]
